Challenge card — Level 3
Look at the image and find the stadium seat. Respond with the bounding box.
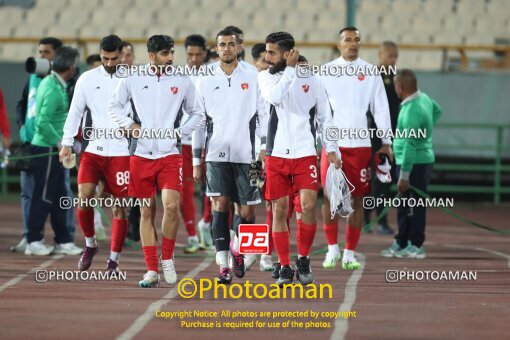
[1,43,36,61]
[58,8,91,26]
[79,25,114,38]
[67,0,101,9]
[14,25,48,38]
[0,7,25,28]
[32,0,69,9]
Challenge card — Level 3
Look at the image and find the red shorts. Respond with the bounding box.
[129,154,183,198]
[265,155,319,200]
[320,147,372,197]
[78,152,130,197]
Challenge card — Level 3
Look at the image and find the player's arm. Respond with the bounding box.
[257,67,296,106]
[108,77,135,130]
[186,80,205,182]
[255,84,268,161]
[179,77,204,139]
[398,111,421,187]
[60,76,86,161]
[371,75,393,160]
[431,98,442,125]
[316,79,341,169]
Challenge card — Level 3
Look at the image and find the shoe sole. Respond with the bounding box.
[276,278,293,286]
[24,250,51,256]
[296,273,315,285]
[380,252,396,258]
[342,263,361,270]
[138,282,160,288]
[183,247,199,254]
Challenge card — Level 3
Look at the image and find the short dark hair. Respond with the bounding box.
[100,35,122,53]
[216,27,239,43]
[381,41,398,49]
[38,37,63,50]
[223,25,243,36]
[86,54,101,66]
[265,32,295,52]
[298,55,308,63]
[339,26,360,37]
[147,35,174,53]
[395,68,417,91]
[121,41,134,50]
[184,34,207,50]
[251,43,266,60]
[53,46,79,72]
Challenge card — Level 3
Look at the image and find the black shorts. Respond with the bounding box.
[206,162,261,205]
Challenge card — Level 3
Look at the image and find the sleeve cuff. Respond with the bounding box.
[121,118,135,130]
[399,171,410,181]
[260,143,266,151]
[382,138,392,146]
[61,137,74,147]
[192,158,202,166]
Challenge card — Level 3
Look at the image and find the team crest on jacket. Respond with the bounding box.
[241,83,249,90]
[302,84,310,93]
[170,86,179,94]
[357,74,365,81]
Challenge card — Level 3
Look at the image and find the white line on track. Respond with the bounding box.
[117,257,213,340]
[330,253,366,340]
[0,255,64,293]
[444,244,510,268]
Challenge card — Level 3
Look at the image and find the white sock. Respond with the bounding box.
[233,235,239,252]
[110,251,120,262]
[297,254,309,259]
[189,235,199,243]
[328,244,340,254]
[85,237,97,248]
[217,250,229,268]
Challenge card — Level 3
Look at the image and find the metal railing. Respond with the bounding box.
[431,123,510,204]
[2,123,509,204]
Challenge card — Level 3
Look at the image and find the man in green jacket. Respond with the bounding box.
[381,69,442,259]
[25,46,82,256]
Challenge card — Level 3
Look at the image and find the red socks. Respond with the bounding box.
[297,221,316,257]
[345,224,361,250]
[111,218,128,253]
[272,231,290,266]
[161,237,176,260]
[77,208,95,237]
[143,245,158,272]
[324,222,338,246]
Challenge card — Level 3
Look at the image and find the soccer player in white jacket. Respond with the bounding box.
[320,27,393,270]
[258,32,341,286]
[192,28,268,284]
[108,35,203,288]
[60,35,130,274]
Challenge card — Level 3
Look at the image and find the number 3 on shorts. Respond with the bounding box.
[116,171,130,186]
[309,165,317,178]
